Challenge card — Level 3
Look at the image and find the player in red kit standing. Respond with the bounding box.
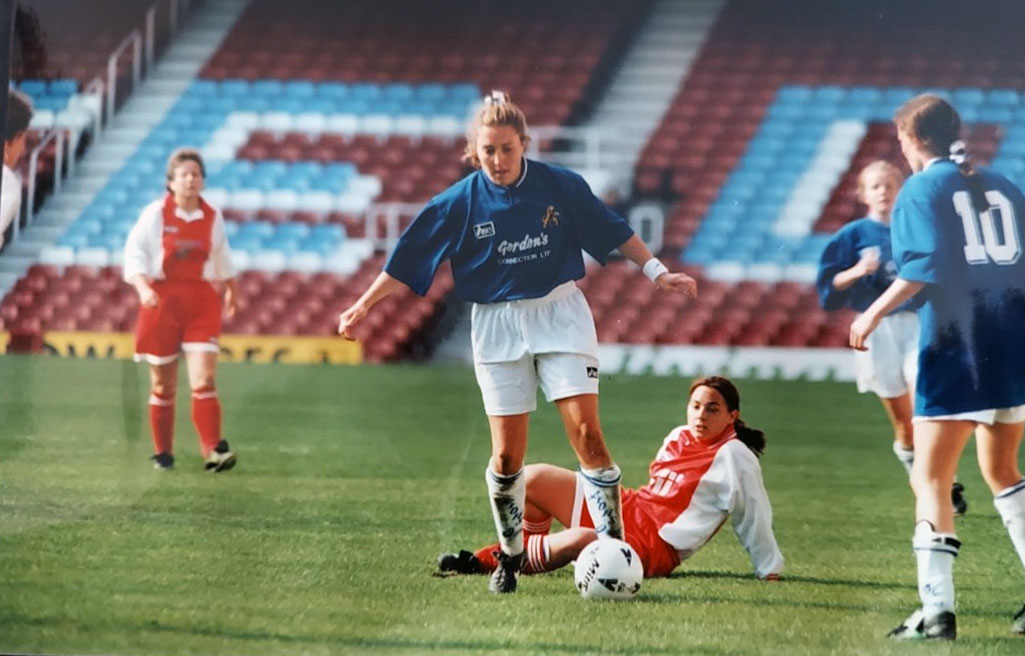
[123,148,238,472]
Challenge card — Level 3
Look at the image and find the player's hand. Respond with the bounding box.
[223,284,237,318]
[655,272,697,298]
[857,249,881,276]
[849,312,879,351]
[136,281,158,308]
[338,304,367,340]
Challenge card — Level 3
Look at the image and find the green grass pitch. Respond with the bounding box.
[1,355,1023,654]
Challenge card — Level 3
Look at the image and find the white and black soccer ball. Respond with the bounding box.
[573,538,643,600]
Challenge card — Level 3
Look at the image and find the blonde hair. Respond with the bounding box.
[462,90,531,168]
[856,160,903,201]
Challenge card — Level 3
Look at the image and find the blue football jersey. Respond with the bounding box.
[892,160,1025,415]
[384,159,635,303]
[816,217,918,313]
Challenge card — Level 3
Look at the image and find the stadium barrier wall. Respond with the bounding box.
[0,331,362,364]
[597,344,856,381]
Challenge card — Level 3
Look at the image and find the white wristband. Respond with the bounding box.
[642,258,669,283]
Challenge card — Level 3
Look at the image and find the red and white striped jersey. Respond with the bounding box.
[636,425,784,578]
[123,194,234,283]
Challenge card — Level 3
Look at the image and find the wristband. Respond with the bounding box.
[642,258,669,282]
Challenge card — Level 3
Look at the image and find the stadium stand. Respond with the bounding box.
[2,0,642,362]
[8,0,1025,367]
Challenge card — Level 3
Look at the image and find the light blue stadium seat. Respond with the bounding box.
[318,82,350,99]
[191,79,219,96]
[985,89,1020,106]
[951,88,985,107]
[251,79,284,97]
[220,79,250,96]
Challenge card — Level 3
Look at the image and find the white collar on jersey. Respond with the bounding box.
[174,206,205,221]
[512,157,528,188]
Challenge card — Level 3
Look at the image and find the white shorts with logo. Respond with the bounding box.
[914,405,1025,425]
[854,310,918,398]
[471,281,599,416]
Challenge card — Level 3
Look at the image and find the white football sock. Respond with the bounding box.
[485,465,525,557]
[993,479,1025,571]
[579,464,624,540]
[892,442,914,476]
[913,521,960,618]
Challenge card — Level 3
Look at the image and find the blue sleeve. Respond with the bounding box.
[568,174,635,264]
[892,197,940,284]
[384,198,458,296]
[816,228,856,311]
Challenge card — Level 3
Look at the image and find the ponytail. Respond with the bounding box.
[689,375,768,457]
[949,139,989,214]
[734,419,766,457]
[895,94,989,214]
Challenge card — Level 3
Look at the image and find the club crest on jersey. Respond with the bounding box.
[473,221,496,239]
[586,366,598,379]
[542,206,560,228]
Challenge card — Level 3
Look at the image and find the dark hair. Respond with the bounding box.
[894,93,988,213]
[689,375,766,456]
[6,89,33,141]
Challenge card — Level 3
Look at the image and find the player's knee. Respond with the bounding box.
[150,379,175,398]
[491,453,522,476]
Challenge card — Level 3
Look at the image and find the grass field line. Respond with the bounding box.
[436,411,484,550]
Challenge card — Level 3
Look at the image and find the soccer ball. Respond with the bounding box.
[573,538,643,600]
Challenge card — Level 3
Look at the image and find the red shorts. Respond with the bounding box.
[135,280,222,364]
[571,483,681,578]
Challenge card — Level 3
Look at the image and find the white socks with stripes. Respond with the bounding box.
[579,464,624,540]
[994,479,1025,571]
[892,442,914,476]
[913,521,960,619]
[485,465,525,557]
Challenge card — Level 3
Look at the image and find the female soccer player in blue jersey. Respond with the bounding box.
[851,94,1025,640]
[338,91,697,594]
[818,161,967,514]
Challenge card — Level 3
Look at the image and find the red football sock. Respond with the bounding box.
[191,386,221,456]
[149,393,175,455]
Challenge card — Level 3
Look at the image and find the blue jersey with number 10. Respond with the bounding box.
[892,159,1025,416]
[384,159,634,303]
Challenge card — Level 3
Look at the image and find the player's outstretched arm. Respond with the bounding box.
[617,234,697,298]
[338,271,409,340]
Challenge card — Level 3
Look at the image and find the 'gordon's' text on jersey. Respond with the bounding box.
[384,159,634,303]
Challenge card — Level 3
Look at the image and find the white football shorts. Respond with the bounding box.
[471,281,600,416]
[854,310,918,398]
[915,405,1025,425]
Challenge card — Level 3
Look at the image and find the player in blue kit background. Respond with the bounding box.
[338,91,697,594]
[817,161,967,514]
[850,94,1025,640]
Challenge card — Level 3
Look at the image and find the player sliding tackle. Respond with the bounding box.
[338,91,696,594]
[437,376,783,583]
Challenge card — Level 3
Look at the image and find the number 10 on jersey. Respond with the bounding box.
[953,190,1022,265]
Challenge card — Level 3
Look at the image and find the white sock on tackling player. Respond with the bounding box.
[913,521,960,618]
[892,442,914,476]
[485,465,525,557]
[579,464,624,540]
[993,479,1025,571]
